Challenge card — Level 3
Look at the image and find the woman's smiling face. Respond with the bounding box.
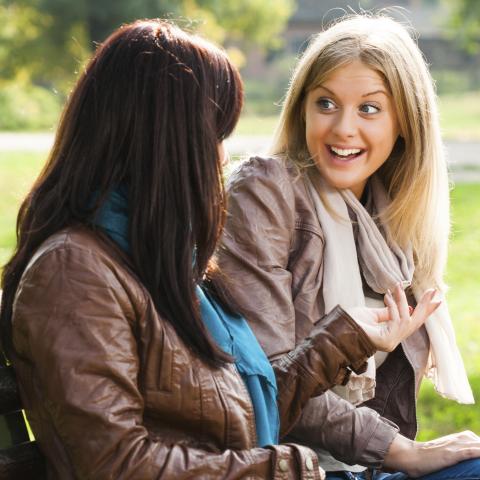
[304,60,400,199]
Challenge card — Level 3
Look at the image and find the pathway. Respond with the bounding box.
[1,132,479,182]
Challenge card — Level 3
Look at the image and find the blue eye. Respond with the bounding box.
[316,98,336,110]
[360,104,380,114]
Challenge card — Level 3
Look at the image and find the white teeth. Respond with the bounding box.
[330,146,362,156]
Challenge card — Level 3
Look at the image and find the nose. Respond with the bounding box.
[331,108,357,139]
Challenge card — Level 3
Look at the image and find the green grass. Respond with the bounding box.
[1,151,480,440]
[417,376,480,441]
[439,91,480,141]
[234,114,278,136]
[0,151,47,267]
[417,182,480,440]
[444,184,480,371]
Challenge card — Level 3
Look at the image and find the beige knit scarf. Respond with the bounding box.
[307,171,474,405]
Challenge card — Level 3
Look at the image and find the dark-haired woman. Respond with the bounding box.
[0,20,439,479]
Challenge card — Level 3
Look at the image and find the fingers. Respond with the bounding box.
[381,291,401,351]
[383,289,399,324]
[380,283,419,351]
[412,289,442,327]
[393,283,410,319]
[374,306,391,323]
[424,289,442,316]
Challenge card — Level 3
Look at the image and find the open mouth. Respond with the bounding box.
[328,145,365,160]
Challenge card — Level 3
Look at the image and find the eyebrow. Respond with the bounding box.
[317,85,389,98]
[362,89,389,97]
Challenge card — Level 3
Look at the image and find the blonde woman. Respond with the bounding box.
[217,14,480,480]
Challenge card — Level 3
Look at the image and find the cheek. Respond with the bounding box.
[366,122,398,153]
[381,114,401,147]
[305,114,328,146]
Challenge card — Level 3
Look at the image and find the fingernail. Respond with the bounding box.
[408,305,414,315]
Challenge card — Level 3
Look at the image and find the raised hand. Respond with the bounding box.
[346,283,441,352]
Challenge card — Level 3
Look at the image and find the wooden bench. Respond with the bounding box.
[0,362,46,479]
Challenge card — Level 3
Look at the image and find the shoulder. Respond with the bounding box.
[226,156,306,206]
[227,155,300,189]
[15,226,147,325]
[22,226,132,280]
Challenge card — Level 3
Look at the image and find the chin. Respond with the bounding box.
[324,176,359,192]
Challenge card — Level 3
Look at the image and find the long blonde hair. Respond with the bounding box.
[271,14,449,290]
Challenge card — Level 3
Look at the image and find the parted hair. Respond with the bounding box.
[271,13,449,291]
[1,20,243,365]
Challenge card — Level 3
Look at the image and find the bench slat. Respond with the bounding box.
[0,367,22,417]
[0,442,46,480]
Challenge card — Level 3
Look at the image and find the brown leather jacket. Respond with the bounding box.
[217,156,431,468]
[11,227,376,479]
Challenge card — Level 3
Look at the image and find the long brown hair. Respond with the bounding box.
[0,20,243,365]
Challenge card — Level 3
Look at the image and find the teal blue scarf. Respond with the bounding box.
[93,189,279,447]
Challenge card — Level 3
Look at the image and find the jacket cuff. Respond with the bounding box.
[359,417,399,468]
[270,444,323,479]
[312,305,376,375]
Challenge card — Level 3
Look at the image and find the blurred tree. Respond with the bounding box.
[0,0,294,92]
[0,0,90,91]
[185,0,295,67]
[447,0,480,53]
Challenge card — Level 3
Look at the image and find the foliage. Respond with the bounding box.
[0,1,90,92]
[445,0,480,53]
[0,0,294,93]
[196,0,294,50]
[241,53,297,115]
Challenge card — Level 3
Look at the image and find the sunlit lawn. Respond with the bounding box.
[417,183,480,440]
[1,150,479,439]
[0,151,46,266]
[439,92,480,141]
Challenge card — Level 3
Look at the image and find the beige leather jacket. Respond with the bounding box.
[217,156,430,467]
[11,226,376,479]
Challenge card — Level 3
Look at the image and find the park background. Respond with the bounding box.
[0,0,479,442]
